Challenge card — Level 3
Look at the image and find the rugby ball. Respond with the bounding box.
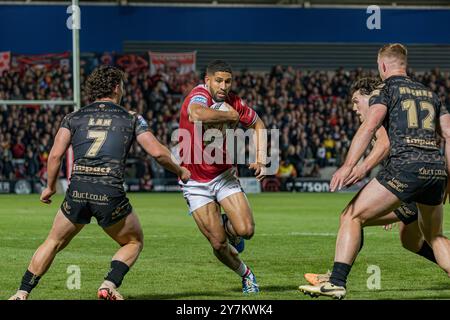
[210,102,229,112]
[205,102,230,134]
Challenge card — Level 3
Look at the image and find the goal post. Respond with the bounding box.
[72,0,81,112]
[0,0,81,111]
[0,0,81,190]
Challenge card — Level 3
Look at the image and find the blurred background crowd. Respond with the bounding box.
[1,57,449,186]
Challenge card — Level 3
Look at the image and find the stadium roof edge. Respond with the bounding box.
[0,1,449,9]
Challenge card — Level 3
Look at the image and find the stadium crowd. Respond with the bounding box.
[1,60,449,185]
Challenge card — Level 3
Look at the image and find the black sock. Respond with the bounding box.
[329,262,352,288]
[19,270,41,293]
[416,242,437,264]
[359,228,364,253]
[104,260,130,288]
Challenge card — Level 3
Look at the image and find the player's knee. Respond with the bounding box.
[340,209,365,226]
[339,211,353,224]
[234,223,254,239]
[129,238,144,252]
[138,232,144,249]
[360,218,372,227]
[429,234,446,247]
[355,216,367,226]
[242,224,255,239]
[136,239,144,252]
[210,238,228,252]
[399,231,421,252]
[46,238,66,253]
[338,213,345,226]
[118,233,144,252]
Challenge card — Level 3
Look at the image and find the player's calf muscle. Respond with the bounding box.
[202,225,228,250]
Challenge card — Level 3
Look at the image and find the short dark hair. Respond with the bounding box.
[206,60,232,75]
[85,65,124,102]
[351,77,382,96]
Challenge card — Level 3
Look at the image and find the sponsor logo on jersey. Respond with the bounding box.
[190,95,208,106]
[73,165,112,175]
[418,167,447,177]
[387,178,408,193]
[395,204,417,218]
[405,137,438,149]
[72,190,109,202]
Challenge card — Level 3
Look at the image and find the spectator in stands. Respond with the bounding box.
[277,159,297,179]
[1,132,11,151]
[323,134,335,163]
[316,143,327,168]
[285,145,304,177]
[1,149,15,179]
[25,147,40,179]
[276,159,298,191]
[305,162,321,178]
[2,61,450,184]
[0,132,5,155]
[12,137,26,159]
[140,173,153,191]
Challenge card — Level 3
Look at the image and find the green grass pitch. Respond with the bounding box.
[1,193,450,300]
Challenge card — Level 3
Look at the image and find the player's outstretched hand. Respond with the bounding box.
[40,187,56,204]
[345,164,367,186]
[330,165,353,192]
[249,162,266,181]
[179,167,191,184]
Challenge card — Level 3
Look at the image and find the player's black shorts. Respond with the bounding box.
[376,163,447,206]
[60,181,132,228]
[393,202,418,225]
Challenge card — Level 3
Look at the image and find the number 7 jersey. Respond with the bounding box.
[60,101,150,188]
[369,75,448,166]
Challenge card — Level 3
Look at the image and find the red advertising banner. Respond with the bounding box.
[148,51,196,75]
[12,52,70,70]
[0,51,11,75]
[115,53,148,74]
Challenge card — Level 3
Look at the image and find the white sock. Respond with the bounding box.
[235,262,250,277]
[102,280,117,289]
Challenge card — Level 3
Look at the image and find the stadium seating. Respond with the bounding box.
[1,60,449,183]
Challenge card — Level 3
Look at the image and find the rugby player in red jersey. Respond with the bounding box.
[178,60,267,294]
